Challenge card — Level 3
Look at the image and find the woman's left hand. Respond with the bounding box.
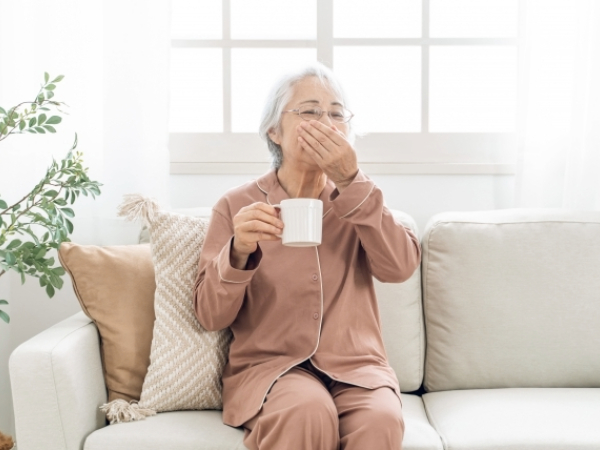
[297,120,359,191]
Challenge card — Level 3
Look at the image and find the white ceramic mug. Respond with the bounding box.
[272,198,323,247]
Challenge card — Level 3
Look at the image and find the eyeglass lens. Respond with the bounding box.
[298,106,351,123]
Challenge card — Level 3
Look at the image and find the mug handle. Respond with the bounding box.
[271,204,283,238]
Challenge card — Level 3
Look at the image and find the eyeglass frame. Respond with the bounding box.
[282,105,354,124]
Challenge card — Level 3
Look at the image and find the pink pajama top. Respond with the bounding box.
[193,168,422,427]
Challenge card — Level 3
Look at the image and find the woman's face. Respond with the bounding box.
[268,76,349,170]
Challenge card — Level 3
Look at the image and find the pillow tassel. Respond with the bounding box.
[99,399,157,424]
[116,193,160,226]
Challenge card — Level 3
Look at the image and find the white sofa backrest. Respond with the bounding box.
[421,208,600,392]
[139,207,426,393]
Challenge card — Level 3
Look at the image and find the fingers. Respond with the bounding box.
[297,122,332,156]
[303,120,346,146]
[236,218,282,237]
[237,204,282,228]
[239,202,280,219]
[233,202,284,253]
[298,135,325,161]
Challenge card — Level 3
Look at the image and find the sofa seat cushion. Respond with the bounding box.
[84,394,442,450]
[84,410,247,450]
[422,388,600,450]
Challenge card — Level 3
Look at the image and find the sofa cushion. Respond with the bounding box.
[421,209,600,391]
[376,210,424,392]
[57,242,156,403]
[116,196,232,417]
[422,388,600,449]
[84,394,443,450]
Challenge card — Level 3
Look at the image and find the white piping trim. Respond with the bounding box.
[256,246,326,415]
[309,246,372,389]
[217,260,250,284]
[322,207,333,218]
[256,179,268,196]
[339,184,375,219]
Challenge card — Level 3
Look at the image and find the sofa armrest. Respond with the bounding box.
[9,311,108,450]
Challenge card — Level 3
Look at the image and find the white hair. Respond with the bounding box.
[258,61,358,169]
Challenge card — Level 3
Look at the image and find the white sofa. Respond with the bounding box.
[9,208,600,450]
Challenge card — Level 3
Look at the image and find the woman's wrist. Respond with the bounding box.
[230,241,251,270]
[335,169,359,194]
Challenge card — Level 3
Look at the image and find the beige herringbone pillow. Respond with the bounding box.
[101,194,232,423]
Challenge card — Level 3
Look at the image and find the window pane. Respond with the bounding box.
[231,49,318,132]
[429,46,517,132]
[169,48,223,132]
[231,0,317,40]
[334,46,421,132]
[334,0,421,38]
[430,0,518,38]
[171,0,222,39]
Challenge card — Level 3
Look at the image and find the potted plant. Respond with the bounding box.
[0,72,102,323]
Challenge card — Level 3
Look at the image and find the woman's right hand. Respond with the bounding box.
[230,202,283,269]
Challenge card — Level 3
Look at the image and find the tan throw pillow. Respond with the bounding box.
[57,243,156,406]
[102,194,232,423]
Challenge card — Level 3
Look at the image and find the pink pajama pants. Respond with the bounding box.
[241,359,405,450]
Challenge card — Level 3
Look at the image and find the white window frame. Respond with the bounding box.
[170,0,524,175]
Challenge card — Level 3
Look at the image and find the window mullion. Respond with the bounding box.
[317,0,334,68]
[422,0,430,134]
[223,0,231,133]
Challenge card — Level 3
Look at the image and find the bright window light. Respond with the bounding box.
[429,46,517,132]
[333,0,422,38]
[169,48,223,132]
[171,0,222,39]
[430,0,519,38]
[231,48,318,132]
[334,46,421,132]
[230,0,317,40]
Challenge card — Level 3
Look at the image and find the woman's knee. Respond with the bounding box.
[362,400,405,437]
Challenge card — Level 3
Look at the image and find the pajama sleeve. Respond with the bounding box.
[193,206,262,331]
[329,169,421,283]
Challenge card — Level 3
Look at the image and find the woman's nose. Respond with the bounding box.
[319,112,334,126]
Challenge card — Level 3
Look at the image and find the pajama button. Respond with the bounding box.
[312,274,318,281]
[313,312,319,320]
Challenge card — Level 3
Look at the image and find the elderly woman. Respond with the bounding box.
[193,62,421,450]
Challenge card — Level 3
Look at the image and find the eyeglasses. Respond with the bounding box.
[282,105,354,124]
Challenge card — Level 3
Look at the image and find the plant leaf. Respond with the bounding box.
[44,72,49,83]
[6,239,22,250]
[34,126,46,133]
[60,207,74,218]
[0,309,9,324]
[38,113,47,125]
[45,116,62,125]
[28,117,36,127]
[0,199,7,209]
[4,252,16,265]
[43,125,56,133]
[45,84,56,90]
[65,218,74,233]
[46,284,55,298]
[52,75,64,83]
[0,300,8,305]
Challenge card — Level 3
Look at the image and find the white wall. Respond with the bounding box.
[0,171,516,440]
[170,173,516,234]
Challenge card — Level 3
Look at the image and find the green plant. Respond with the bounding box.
[0,73,102,324]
